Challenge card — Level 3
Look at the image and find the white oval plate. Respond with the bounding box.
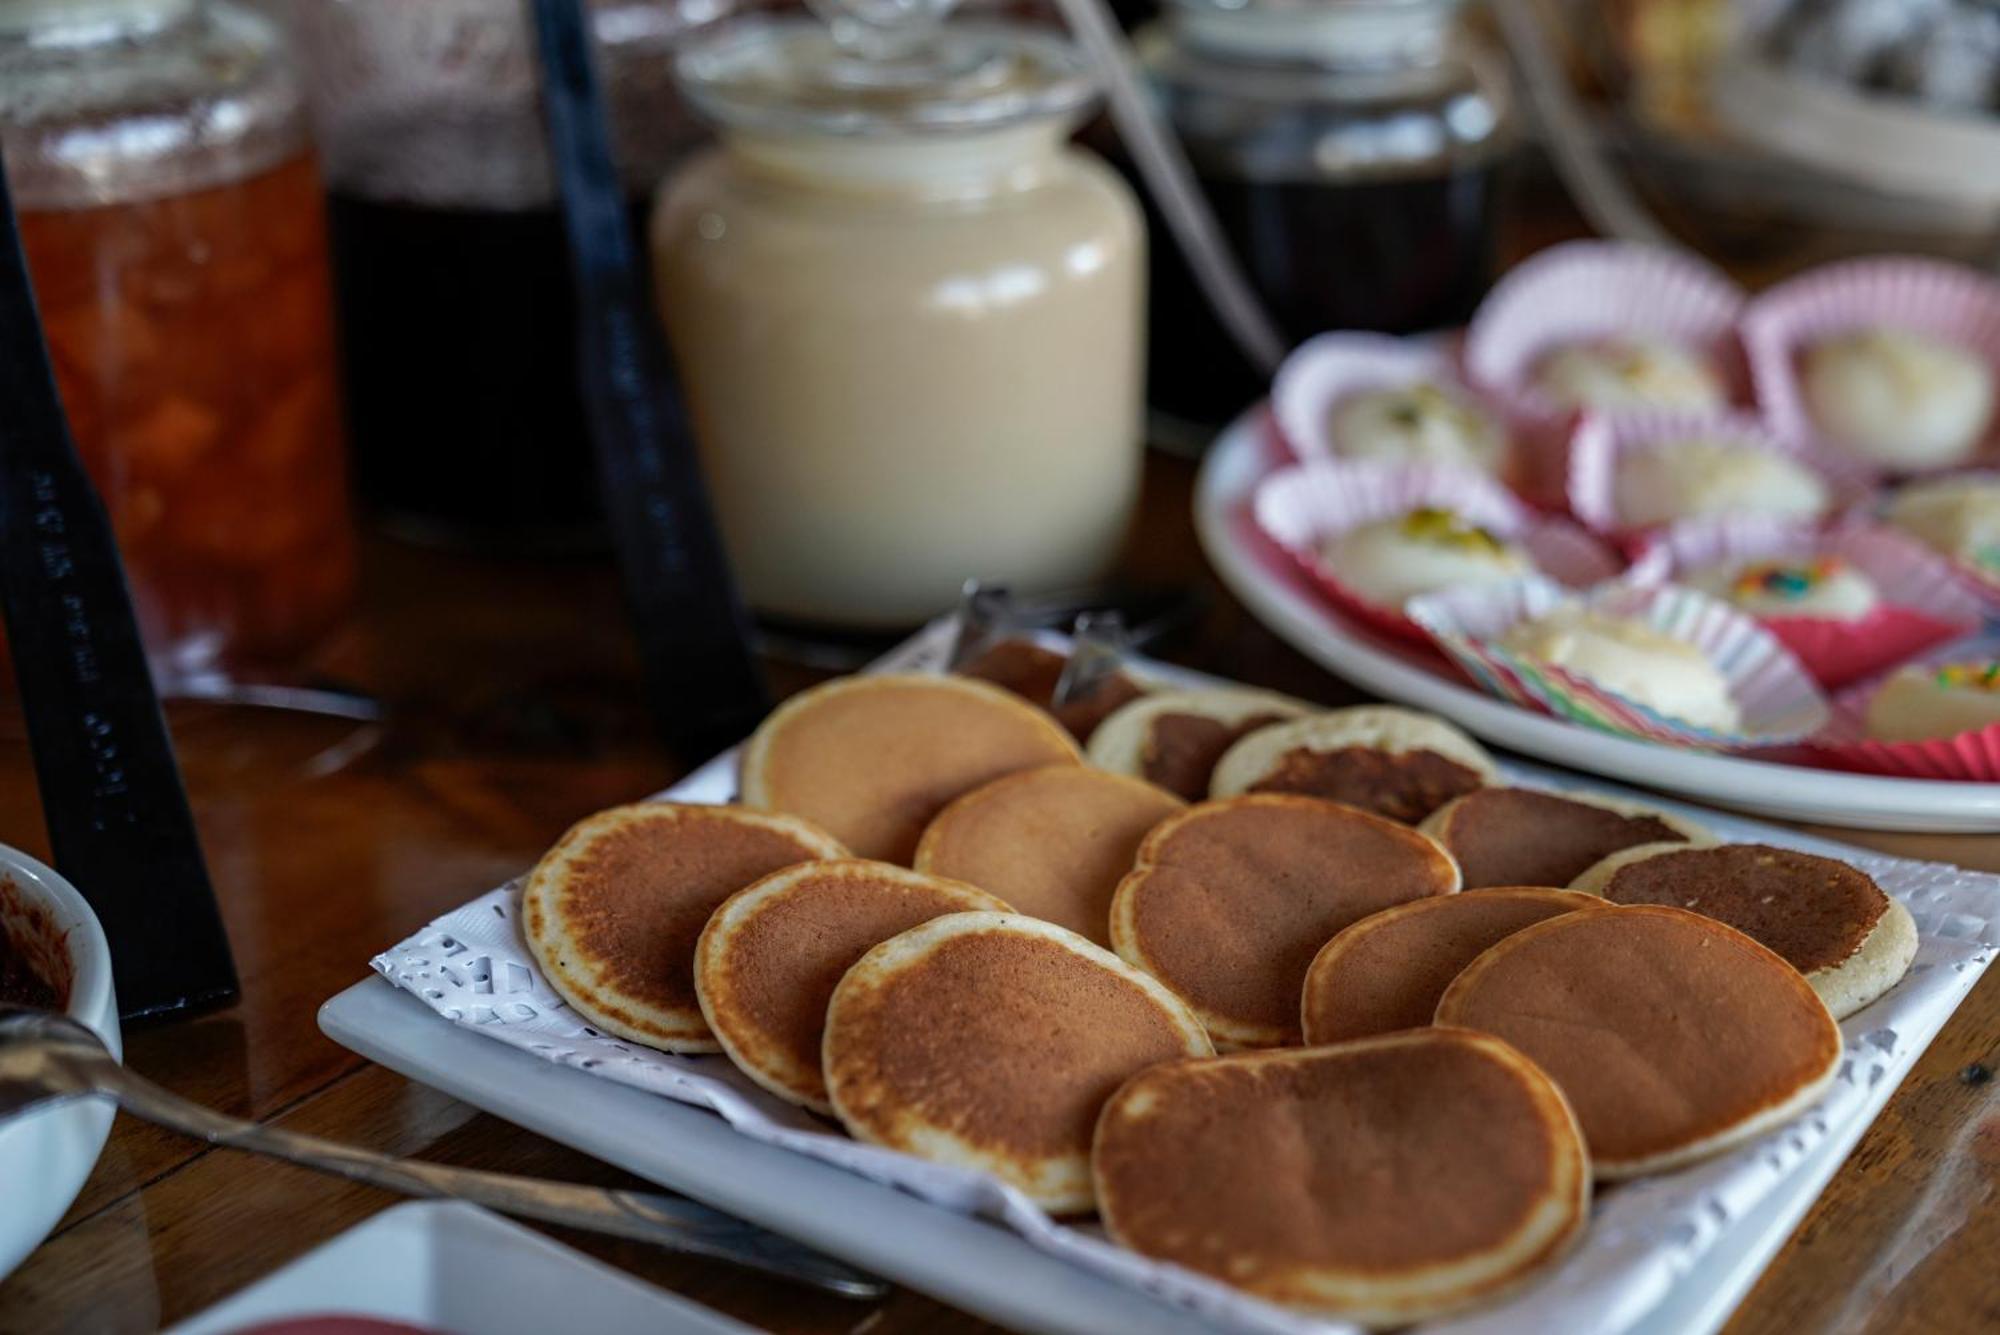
[1193,409,2000,831]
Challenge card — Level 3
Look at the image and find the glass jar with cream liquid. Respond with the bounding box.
[652,15,1145,631]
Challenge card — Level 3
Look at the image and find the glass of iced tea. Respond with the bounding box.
[0,0,354,686]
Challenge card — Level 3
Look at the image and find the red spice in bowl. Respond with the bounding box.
[0,874,71,1012]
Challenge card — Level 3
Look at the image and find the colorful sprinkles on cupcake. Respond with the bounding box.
[1933,662,2000,692]
[1729,558,1845,605]
[1319,507,1534,608]
[1399,506,1510,555]
[1868,659,2000,741]
[1690,553,1878,622]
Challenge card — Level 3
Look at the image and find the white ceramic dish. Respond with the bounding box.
[0,845,120,1284]
[319,627,1998,1335]
[1195,409,2000,831]
[168,1200,755,1335]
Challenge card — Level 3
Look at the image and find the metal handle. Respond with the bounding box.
[80,1056,884,1299]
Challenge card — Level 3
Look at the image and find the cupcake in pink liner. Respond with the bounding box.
[1806,637,2000,780]
[1253,460,1623,644]
[1742,255,2000,474]
[1626,514,1984,690]
[1271,332,1516,478]
[1462,241,1747,426]
[1407,578,1829,750]
[1877,469,2000,599]
[1567,410,1873,546]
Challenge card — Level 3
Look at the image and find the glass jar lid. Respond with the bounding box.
[675,11,1097,136]
[1163,0,1462,70]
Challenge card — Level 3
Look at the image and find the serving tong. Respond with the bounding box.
[0,1005,885,1299]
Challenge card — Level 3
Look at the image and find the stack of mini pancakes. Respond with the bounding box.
[518,647,1919,1327]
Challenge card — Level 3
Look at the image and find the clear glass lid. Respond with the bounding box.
[675,0,1097,135]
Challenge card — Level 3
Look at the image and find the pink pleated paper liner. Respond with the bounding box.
[1625,513,1985,688]
[1407,578,1830,749]
[1253,460,1624,643]
[1272,333,1464,461]
[1566,410,1874,543]
[1264,331,1552,493]
[1461,240,1749,421]
[1873,469,2000,600]
[1805,635,2000,780]
[1741,255,2000,473]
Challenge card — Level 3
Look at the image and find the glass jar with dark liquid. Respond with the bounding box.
[292,0,732,550]
[1135,0,1516,426]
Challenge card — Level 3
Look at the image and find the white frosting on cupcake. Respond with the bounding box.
[1320,507,1535,607]
[1535,335,1726,413]
[1612,438,1830,529]
[1686,556,1879,621]
[1803,328,1993,470]
[1866,661,2000,741]
[1498,605,1741,732]
[1329,382,1508,473]
[1885,475,2000,575]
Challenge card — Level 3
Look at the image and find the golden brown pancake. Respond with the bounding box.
[913,766,1183,945]
[1110,794,1460,1048]
[522,802,846,1052]
[1419,787,1709,890]
[695,860,1008,1114]
[1093,1029,1590,1326]
[1436,906,1842,1178]
[1301,888,1603,1045]
[739,673,1082,863]
[955,638,1147,741]
[1572,842,1919,1020]
[824,911,1211,1213]
[1210,708,1499,824]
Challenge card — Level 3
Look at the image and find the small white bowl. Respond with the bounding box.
[0,844,120,1282]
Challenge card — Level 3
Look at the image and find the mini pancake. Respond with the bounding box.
[739,673,1082,863]
[1301,888,1604,1045]
[523,802,846,1052]
[1420,786,1712,890]
[1570,842,1919,1020]
[913,766,1183,946]
[1092,1029,1590,1327]
[695,859,1008,1114]
[824,911,1211,1213]
[1110,794,1460,1048]
[1436,906,1842,1178]
[1210,706,1499,824]
[954,638,1147,741]
[1087,687,1310,800]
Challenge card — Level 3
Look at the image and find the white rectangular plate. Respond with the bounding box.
[1195,408,2000,831]
[321,624,2000,1335]
[169,1200,754,1335]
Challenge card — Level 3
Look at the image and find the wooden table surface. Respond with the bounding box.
[0,452,1996,1335]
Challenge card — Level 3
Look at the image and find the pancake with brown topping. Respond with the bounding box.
[523,802,846,1052]
[1211,707,1498,824]
[695,860,1007,1114]
[1571,842,1918,1019]
[1087,688,1309,800]
[1301,888,1604,1045]
[954,638,1147,741]
[1110,794,1460,1048]
[740,674,1082,863]
[1092,1029,1590,1326]
[1436,905,1842,1178]
[1420,787,1711,890]
[914,766,1183,945]
[824,912,1210,1213]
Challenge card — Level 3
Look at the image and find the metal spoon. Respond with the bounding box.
[0,1006,885,1299]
